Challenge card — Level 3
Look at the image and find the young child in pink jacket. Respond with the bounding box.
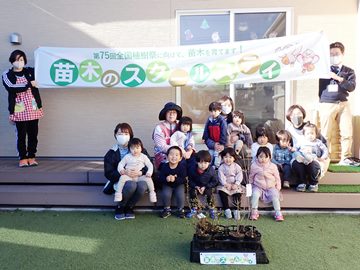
[249,146,284,222]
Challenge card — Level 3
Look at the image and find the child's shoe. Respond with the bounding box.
[213,155,221,168]
[114,192,123,202]
[224,208,232,219]
[250,210,259,220]
[233,210,241,221]
[28,158,38,166]
[209,208,217,220]
[149,191,157,203]
[308,184,319,192]
[274,211,284,222]
[283,181,290,188]
[186,208,197,219]
[177,208,185,219]
[160,207,171,218]
[296,183,306,192]
[19,159,29,167]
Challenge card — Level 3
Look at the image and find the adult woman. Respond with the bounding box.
[286,104,330,182]
[218,95,234,124]
[152,102,183,169]
[2,50,43,167]
[103,123,151,220]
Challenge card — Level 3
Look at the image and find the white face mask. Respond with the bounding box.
[221,105,232,115]
[116,134,130,146]
[12,61,25,70]
[330,56,342,66]
[291,115,303,128]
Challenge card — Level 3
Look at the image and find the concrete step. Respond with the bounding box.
[1,184,359,209]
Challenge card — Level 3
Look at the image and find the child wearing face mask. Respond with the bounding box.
[251,125,273,163]
[114,138,156,203]
[170,116,195,160]
[292,123,328,193]
[2,50,43,167]
[218,95,234,124]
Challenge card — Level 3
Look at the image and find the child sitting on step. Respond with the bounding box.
[114,138,156,203]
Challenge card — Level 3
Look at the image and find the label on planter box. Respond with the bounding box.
[200,252,256,265]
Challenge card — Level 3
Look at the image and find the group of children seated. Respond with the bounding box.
[112,100,328,223]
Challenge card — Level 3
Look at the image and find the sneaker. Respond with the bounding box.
[186,208,197,219]
[209,208,217,220]
[103,181,115,195]
[114,206,125,220]
[296,183,306,192]
[161,208,171,218]
[250,210,259,221]
[338,158,359,166]
[224,208,232,219]
[283,181,290,189]
[149,191,157,203]
[308,184,319,192]
[213,155,221,168]
[28,158,38,166]
[114,192,123,202]
[233,210,240,221]
[19,159,29,167]
[125,209,135,219]
[274,211,284,222]
[177,208,185,219]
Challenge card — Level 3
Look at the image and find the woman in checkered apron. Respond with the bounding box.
[2,50,43,167]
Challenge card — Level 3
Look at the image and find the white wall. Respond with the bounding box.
[0,0,358,157]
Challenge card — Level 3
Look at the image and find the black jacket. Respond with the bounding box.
[187,161,218,189]
[2,67,42,114]
[319,65,356,103]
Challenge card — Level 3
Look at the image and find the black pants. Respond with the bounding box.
[15,119,39,160]
[292,160,321,185]
[188,187,215,208]
[218,190,241,209]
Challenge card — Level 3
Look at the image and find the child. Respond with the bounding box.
[272,130,294,188]
[114,138,156,203]
[170,116,195,160]
[186,150,219,219]
[226,110,253,157]
[249,146,283,222]
[158,146,187,218]
[217,148,245,220]
[293,123,329,192]
[251,125,273,162]
[202,101,227,168]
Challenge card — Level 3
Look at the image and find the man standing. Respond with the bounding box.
[319,42,356,165]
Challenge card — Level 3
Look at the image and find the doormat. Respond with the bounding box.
[328,164,360,173]
[318,185,360,193]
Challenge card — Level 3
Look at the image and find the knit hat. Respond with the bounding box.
[158,102,182,120]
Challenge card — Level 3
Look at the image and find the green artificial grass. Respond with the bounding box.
[328,163,360,173]
[318,185,360,193]
[0,211,360,269]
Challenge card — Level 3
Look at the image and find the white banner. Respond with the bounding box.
[35,32,330,88]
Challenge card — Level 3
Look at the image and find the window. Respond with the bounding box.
[177,9,291,143]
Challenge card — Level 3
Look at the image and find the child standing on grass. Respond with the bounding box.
[272,130,295,189]
[226,110,253,157]
[158,146,187,218]
[115,138,156,203]
[249,147,283,222]
[170,116,195,160]
[202,102,227,168]
[186,150,219,219]
[251,125,273,162]
[217,148,245,220]
[292,123,328,193]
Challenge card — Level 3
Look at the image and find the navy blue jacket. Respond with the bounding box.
[319,65,356,103]
[187,161,218,189]
[202,116,227,150]
[158,161,187,188]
